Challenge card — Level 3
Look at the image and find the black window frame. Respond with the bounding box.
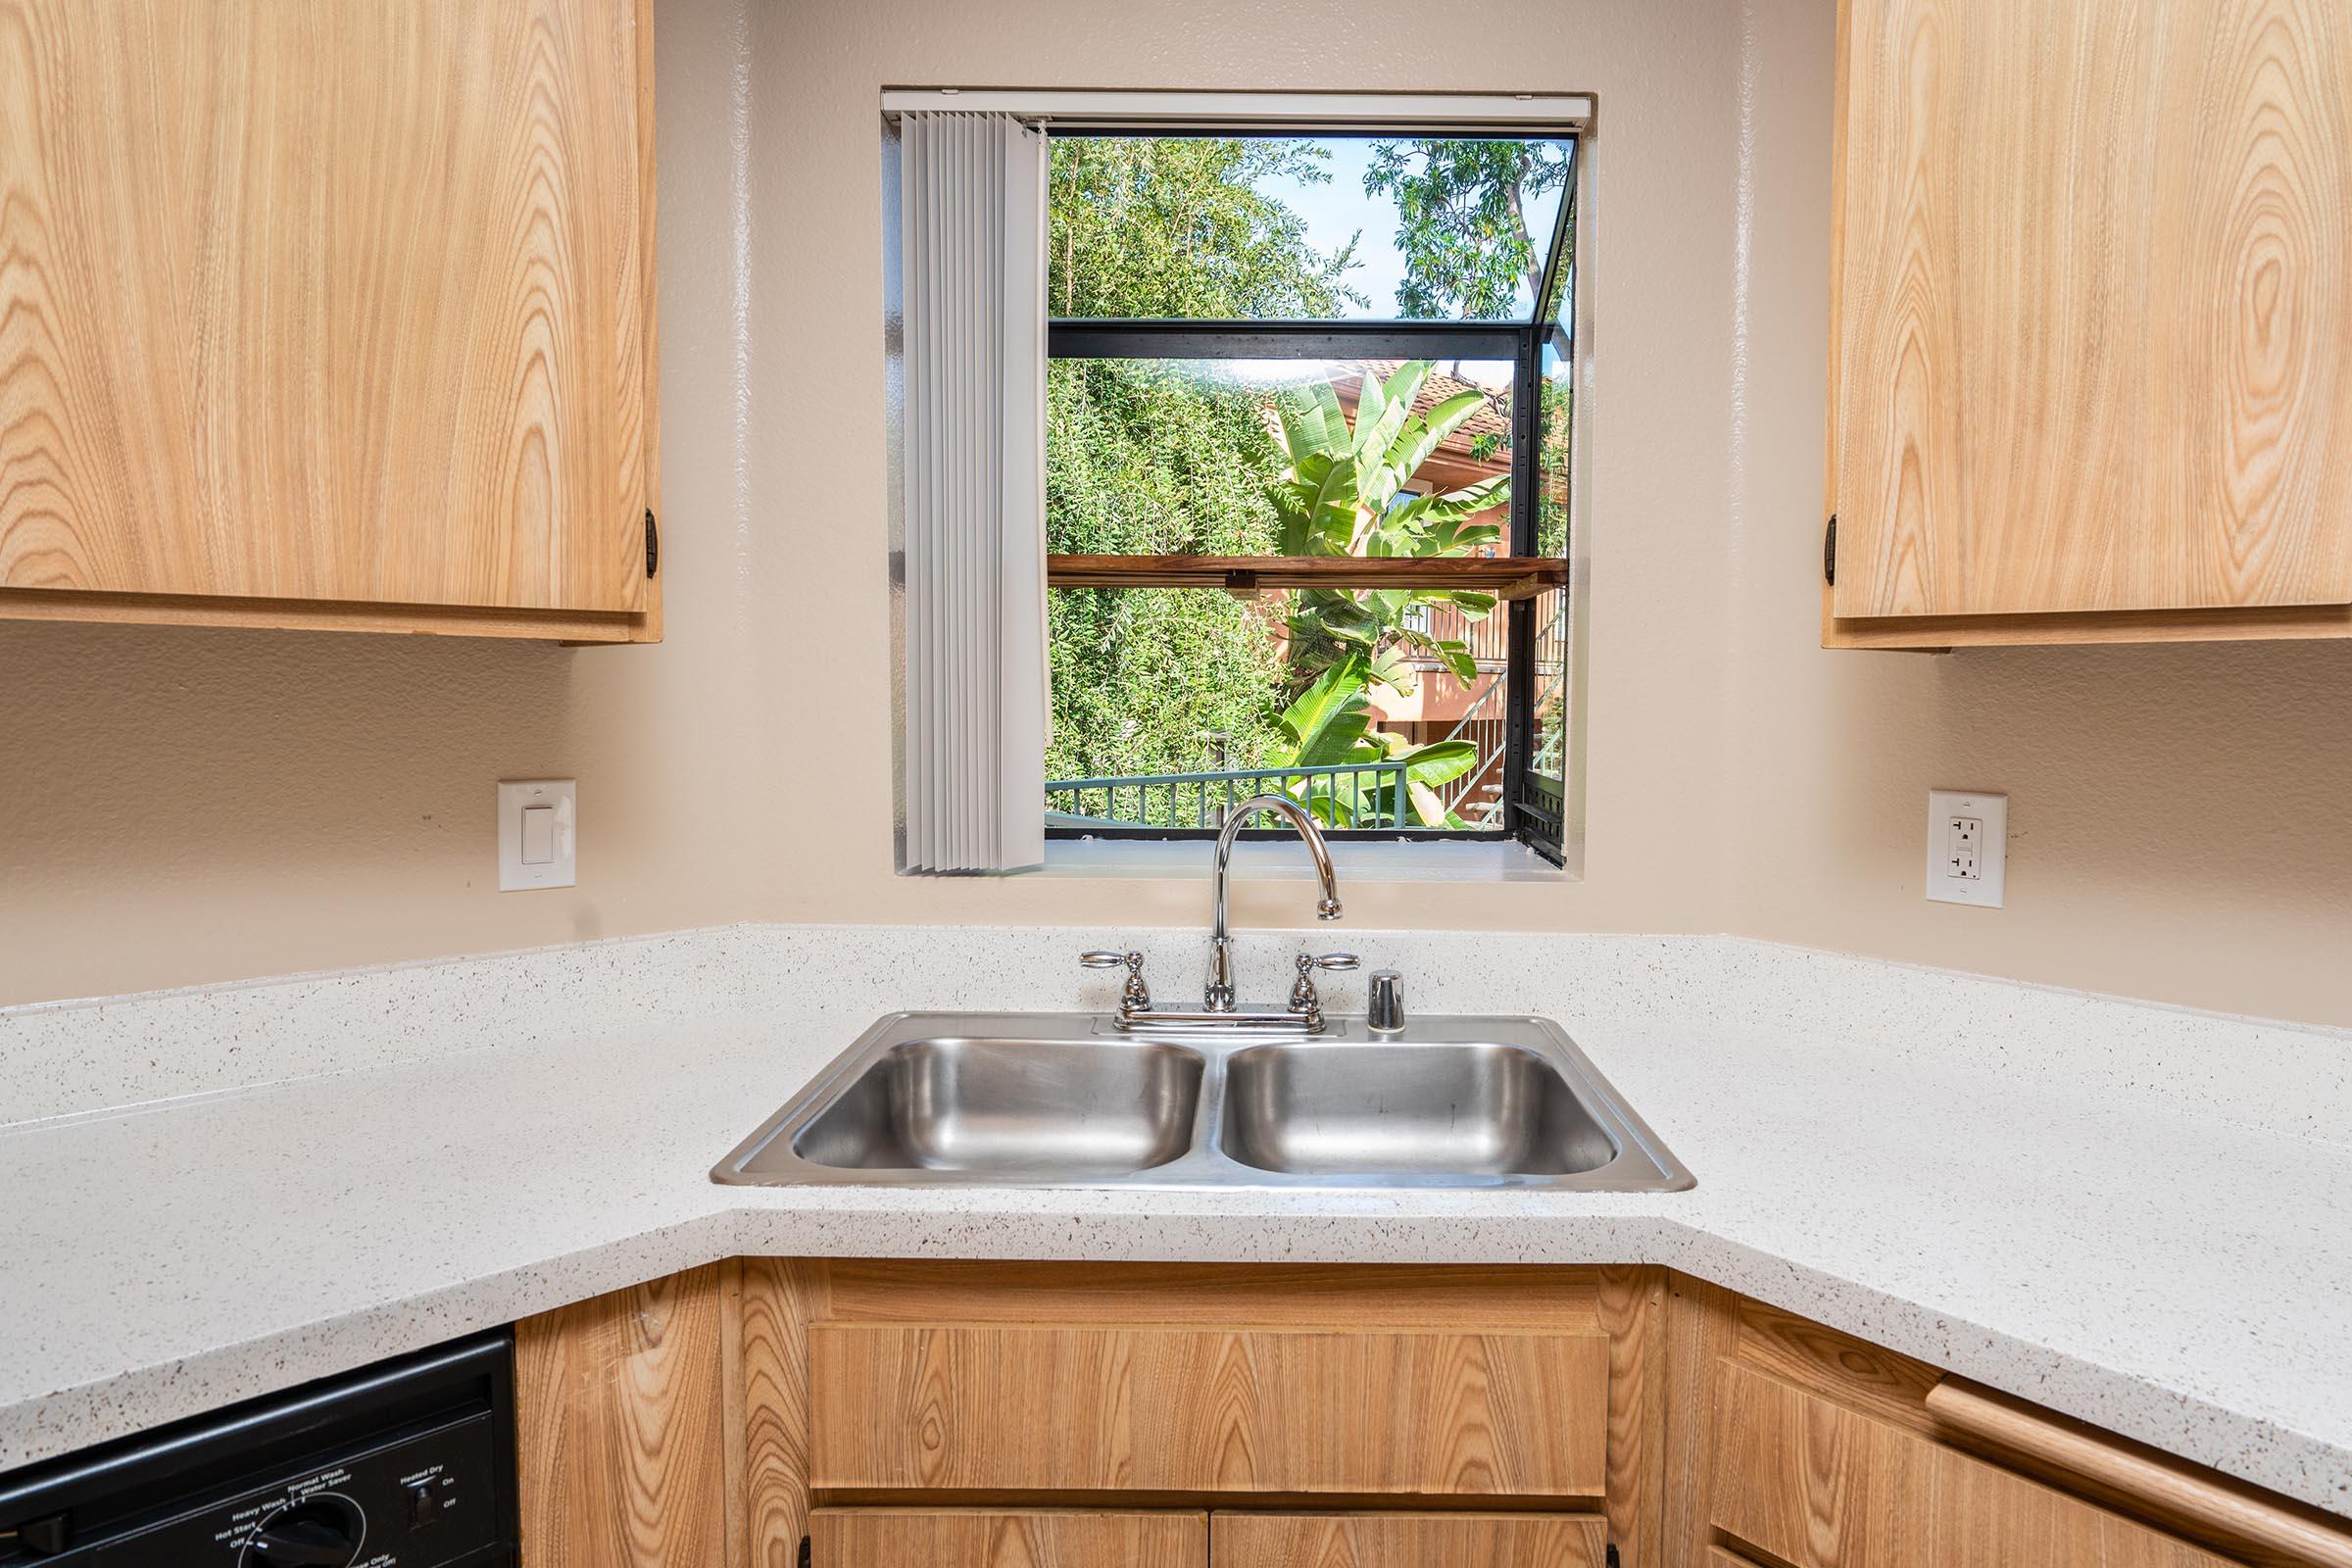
[1044,125,1579,864]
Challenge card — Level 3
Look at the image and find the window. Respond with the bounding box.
[1041,127,1579,860]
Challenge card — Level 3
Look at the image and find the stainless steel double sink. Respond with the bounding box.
[713,1011,1692,1191]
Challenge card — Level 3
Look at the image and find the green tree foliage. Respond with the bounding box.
[1052,137,1362,318]
[1045,361,1292,788]
[1363,138,1572,318]
[1044,137,1362,789]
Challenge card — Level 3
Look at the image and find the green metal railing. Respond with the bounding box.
[1046,761,1410,831]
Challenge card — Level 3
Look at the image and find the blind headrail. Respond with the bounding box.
[881,89,1593,131]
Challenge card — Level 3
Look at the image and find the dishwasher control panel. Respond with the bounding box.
[99,1413,502,1567]
[0,1331,514,1568]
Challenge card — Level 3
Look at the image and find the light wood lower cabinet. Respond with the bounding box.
[514,1263,2352,1568]
[514,1264,735,1568]
[1213,1511,1607,1568]
[1712,1362,2232,1568]
[1665,1282,2352,1568]
[812,1508,1206,1568]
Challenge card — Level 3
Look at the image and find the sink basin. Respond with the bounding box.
[767,1038,1203,1177]
[1220,1043,1619,1176]
[715,1012,1690,1191]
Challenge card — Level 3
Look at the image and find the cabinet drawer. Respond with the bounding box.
[812,1507,1205,1568]
[1212,1511,1606,1568]
[1711,1364,2240,1567]
[809,1322,1608,1497]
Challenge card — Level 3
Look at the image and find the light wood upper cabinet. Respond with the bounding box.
[0,0,660,642]
[1826,0,2352,646]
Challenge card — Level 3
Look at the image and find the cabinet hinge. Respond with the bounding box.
[1606,1545,1621,1568]
[644,509,661,579]
[1823,513,1837,586]
[797,1536,810,1568]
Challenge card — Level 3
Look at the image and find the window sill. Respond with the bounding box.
[1033,836,1572,884]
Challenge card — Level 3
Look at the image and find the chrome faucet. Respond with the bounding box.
[1205,793,1344,1011]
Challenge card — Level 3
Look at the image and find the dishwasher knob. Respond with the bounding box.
[249,1496,363,1567]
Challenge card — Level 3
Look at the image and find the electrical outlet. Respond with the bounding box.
[1947,814,1983,879]
[1926,789,2005,907]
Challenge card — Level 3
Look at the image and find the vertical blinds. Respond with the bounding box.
[900,112,1049,873]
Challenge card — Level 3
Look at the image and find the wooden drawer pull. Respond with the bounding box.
[1925,1378,2352,1568]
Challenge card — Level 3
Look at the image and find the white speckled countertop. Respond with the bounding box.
[1,923,2347,1519]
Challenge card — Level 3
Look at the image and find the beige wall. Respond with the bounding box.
[5,0,2350,1028]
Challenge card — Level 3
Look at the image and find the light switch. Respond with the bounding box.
[519,806,556,864]
[498,779,575,891]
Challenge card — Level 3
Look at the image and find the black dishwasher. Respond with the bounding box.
[0,1329,515,1567]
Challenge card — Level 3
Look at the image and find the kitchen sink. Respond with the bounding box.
[788,1038,1203,1176]
[1220,1043,1620,1177]
[716,1012,1691,1191]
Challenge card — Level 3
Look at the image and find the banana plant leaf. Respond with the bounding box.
[1273,450,1361,557]
[1277,655,1375,766]
[1431,637,1479,683]
[1406,778,1454,828]
[1418,476,1509,523]
[1349,365,1418,467]
[1376,391,1490,501]
[1394,737,1479,789]
[1367,643,1416,695]
[1275,380,1353,464]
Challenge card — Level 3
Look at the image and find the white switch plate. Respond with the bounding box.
[498,779,575,891]
[1926,788,2005,907]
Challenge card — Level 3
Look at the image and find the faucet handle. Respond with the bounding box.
[1081,950,1152,1015]
[1287,952,1358,1015]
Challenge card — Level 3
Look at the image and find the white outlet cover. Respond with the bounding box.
[498,779,576,891]
[1926,788,2005,908]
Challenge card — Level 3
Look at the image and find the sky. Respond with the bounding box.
[1268,140,1410,318]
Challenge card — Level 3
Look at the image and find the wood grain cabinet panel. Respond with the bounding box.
[813,1508,1207,1568]
[1710,1363,2242,1568]
[1212,1511,1607,1568]
[514,1264,735,1568]
[809,1322,1610,1499]
[1829,0,2352,631]
[0,0,657,634]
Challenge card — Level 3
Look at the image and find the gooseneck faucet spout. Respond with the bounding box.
[1205,793,1344,1011]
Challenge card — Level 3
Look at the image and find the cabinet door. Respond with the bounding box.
[1830,0,2352,622]
[813,1508,1206,1568]
[1710,1363,2242,1567]
[1212,1512,1606,1568]
[515,1265,734,1568]
[0,0,653,620]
